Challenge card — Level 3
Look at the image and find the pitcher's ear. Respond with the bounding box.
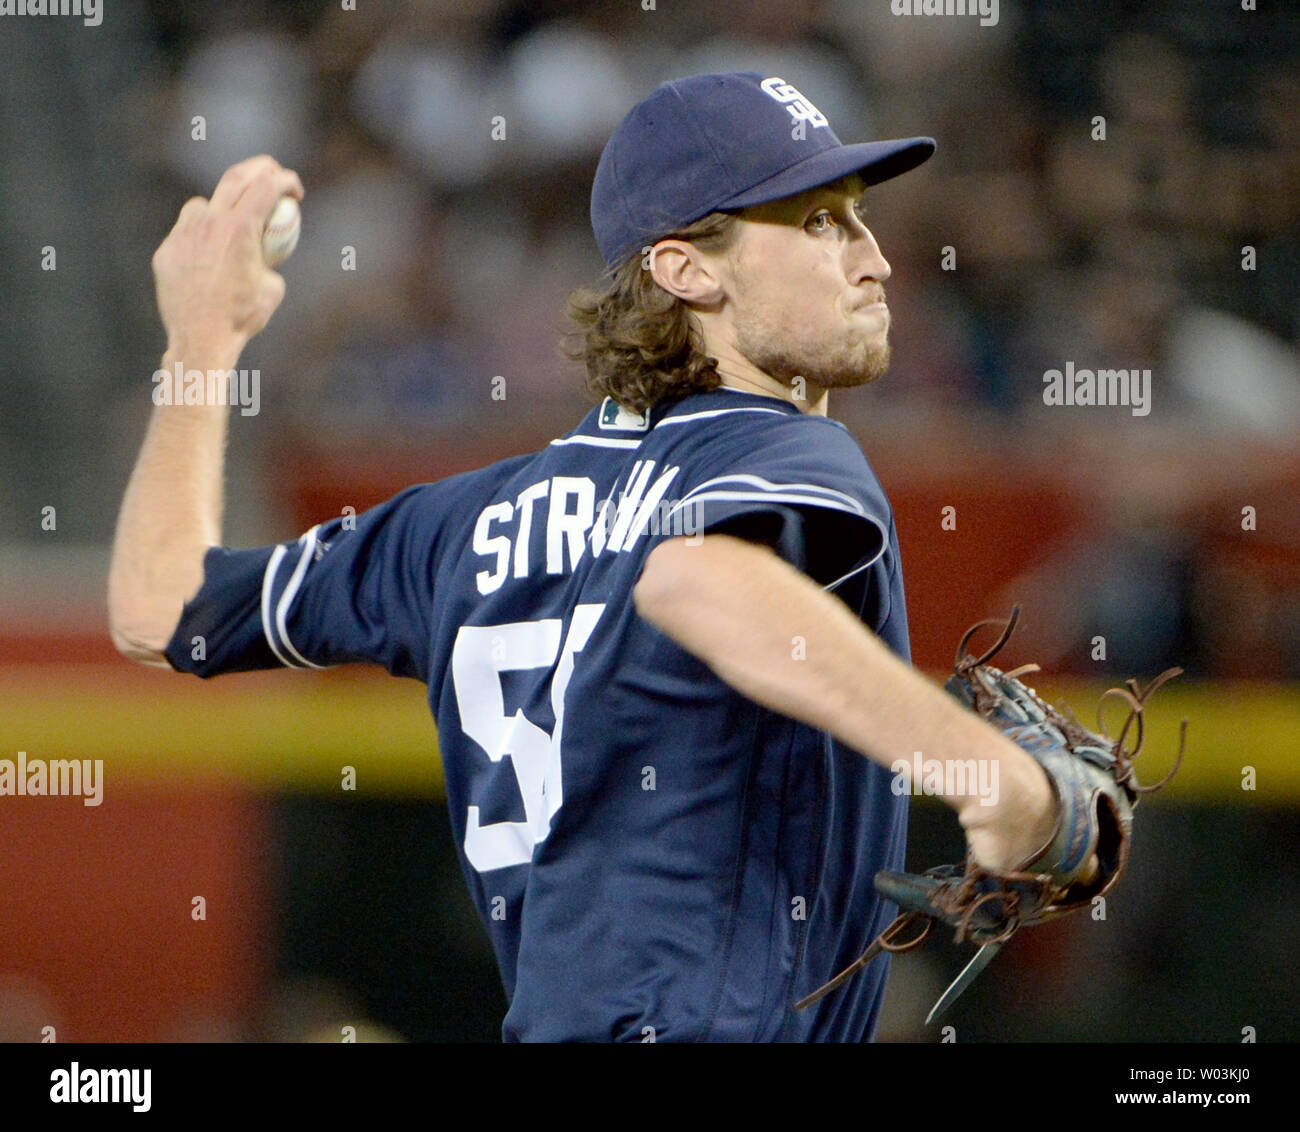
[647,239,725,306]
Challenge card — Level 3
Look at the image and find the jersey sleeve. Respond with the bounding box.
[661,415,891,589]
[163,483,446,681]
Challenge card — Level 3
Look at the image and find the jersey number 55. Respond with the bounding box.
[451,603,605,873]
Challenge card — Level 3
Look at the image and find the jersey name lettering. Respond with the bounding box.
[472,462,681,594]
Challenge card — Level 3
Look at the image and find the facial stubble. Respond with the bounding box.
[730,283,892,393]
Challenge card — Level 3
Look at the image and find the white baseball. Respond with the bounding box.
[261,195,301,268]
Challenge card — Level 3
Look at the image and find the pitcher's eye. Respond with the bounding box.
[807,211,835,233]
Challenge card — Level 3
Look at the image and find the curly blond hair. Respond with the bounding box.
[563,212,740,414]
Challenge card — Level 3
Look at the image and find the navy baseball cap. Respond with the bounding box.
[591,71,935,270]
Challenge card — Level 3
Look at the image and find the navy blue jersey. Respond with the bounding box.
[164,386,911,1042]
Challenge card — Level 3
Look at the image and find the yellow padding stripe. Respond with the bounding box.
[1,666,442,796]
[2,669,1296,801]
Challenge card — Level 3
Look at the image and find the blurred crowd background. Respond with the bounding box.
[2,0,1299,671]
[1,0,1297,1043]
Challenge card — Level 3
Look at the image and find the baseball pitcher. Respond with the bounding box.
[110,73,1105,1042]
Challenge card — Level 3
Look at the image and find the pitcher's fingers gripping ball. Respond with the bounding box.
[150,156,303,350]
[796,605,1188,1022]
[261,195,301,268]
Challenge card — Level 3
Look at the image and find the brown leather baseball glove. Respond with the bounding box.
[795,606,1187,1022]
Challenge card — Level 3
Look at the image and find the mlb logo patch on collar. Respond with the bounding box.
[598,398,650,431]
